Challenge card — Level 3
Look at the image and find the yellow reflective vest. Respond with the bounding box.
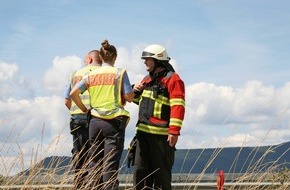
[69,65,100,115]
[85,65,130,121]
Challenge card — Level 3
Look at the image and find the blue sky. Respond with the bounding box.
[1,0,290,175]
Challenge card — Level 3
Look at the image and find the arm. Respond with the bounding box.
[132,75,149,104]
[64,80,72,110]
[132,83,144,104]
[123,91,134,103]
[70,82,88,113]
[167,74,185,147]
[65,98,71,110]
[122,71,134,103]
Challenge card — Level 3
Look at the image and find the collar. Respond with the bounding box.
[150,69,167,80]
[102,63,113,67]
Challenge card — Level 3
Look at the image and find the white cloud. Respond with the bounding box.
[183,81,290,149]
[117,45,146,75]
[0,96,70,143]
[0,95,72,176]
[0,61,18,81]
[0,61,34,100]
[42,56,82,95]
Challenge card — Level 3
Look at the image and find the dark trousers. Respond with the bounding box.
[87,117,125,190]
[133,132,175,190]
[70,118,90,189]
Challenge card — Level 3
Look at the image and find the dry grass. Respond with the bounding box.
[0,127,290,190]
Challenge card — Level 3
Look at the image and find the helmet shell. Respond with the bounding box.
[141,44,170,61]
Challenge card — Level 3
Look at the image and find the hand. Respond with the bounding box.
[82,107,89,114]
[133,82,145,93]
[127,136,137,168]
[127,151,135,168]
[167,134,178,147]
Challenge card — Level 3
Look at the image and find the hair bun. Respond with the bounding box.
[101,39,110,50]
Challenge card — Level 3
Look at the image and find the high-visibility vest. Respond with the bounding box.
[69,65,99,115]
[86,66,130,120]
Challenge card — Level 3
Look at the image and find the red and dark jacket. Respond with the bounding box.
[134,70,185,135]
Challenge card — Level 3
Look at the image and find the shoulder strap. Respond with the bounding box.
[165,71,174,79]
[70,70,77,88]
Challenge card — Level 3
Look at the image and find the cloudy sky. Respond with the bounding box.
[1,0,290,175]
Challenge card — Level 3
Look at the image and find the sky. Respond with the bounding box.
[1,0,290,175]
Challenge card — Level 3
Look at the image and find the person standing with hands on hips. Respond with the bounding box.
[70,40,134,190]
[64,50,101,190]
[131,44,185,190]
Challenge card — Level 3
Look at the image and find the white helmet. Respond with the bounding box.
[141,44,170,61]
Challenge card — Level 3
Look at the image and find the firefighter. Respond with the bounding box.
[131,44,185,190]
[64,50,101,189]
[70,40,134,190]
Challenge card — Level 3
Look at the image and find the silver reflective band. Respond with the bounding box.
[141,51,155,58]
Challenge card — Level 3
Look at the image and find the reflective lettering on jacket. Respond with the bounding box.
[86,66,130,121]
[69,65,99,115]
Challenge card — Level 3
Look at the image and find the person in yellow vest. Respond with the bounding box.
[64,50,101,189]
[70,40,134,190]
